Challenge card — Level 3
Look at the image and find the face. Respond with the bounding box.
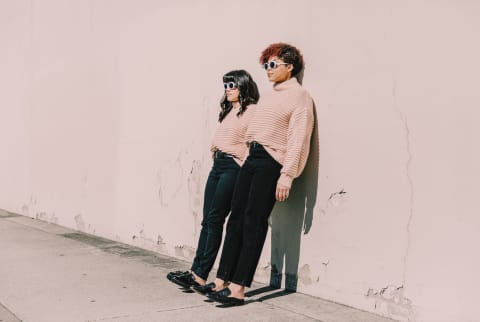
[263,56,292,84]
[224,81,240,103]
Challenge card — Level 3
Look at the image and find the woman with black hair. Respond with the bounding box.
[167,70,259,291]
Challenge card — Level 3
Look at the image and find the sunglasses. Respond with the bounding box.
[223,82,237,90]
[263,60,290,70]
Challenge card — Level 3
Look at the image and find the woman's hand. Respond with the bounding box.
[275,183,290,202]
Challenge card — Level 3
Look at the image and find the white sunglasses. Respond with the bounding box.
[263,60,290,70]
[223,82,237,90]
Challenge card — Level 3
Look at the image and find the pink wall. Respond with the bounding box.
[1,1,479,321]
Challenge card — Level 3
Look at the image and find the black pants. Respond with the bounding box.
[216,143,282,287]
[191,155,240,280]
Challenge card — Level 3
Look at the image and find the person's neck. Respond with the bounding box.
[232,102,240,109]
[273,76,292,87]
[273,77,297,90]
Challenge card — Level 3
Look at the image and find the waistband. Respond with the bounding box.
[214,150,236,159]
[248,141,278,164]
[249,141,265,151]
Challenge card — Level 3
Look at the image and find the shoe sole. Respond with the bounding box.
[215,301,245,307]
[168,276,193,289]
[211,296,245,306]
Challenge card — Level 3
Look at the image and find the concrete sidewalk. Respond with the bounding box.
[0,210,396,322]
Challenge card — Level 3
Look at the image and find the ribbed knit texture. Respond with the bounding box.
[246,77,314,188]
[211,104,256,166]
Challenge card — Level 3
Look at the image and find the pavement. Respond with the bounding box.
[0,209,397,322]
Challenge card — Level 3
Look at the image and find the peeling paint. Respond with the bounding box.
[321,189,349,216]
[328,189,347,208]
[156,235,167,253]
[173,244,195,261]
[74,214,86,232]
[36,212,47,220]
[22,196,37,218]
[50,212,58,225]
[33,210,59,224]
[130,228,165,254]
[322,260,330,266]
[298,264,313,285]
[157,235,165,245]
[328,189,346,201]
[21,204,29,216]
[366,285,415,321]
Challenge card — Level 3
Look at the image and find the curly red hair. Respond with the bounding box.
[259,43,304,76]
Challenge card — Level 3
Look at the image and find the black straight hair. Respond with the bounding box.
[219,70,259,122]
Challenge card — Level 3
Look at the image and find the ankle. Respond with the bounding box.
[229,283,245,297]
[191,272,206,286]
[213,278,228,291]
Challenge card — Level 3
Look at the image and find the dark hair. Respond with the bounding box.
[219,70,260,122]
[259,43,304,77]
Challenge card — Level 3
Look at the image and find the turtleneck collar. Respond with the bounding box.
[273,77,299,91]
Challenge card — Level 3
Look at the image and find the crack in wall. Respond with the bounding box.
[157,152,185,207]
[393,76,415,286]
[187,159,203,240]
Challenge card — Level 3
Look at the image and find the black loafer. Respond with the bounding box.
[207,288,244,306]
[170,272,200,289]
[193,282,216,295]
[166,270,189,281]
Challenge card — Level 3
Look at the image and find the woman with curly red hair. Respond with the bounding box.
[198,43,314,306]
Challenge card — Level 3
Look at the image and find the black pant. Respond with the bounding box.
[216,143,281,287]
[191,156,240,280]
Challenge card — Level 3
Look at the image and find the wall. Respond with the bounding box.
[1,1,479,321]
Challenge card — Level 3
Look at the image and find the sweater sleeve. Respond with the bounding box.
[277,95,314,188]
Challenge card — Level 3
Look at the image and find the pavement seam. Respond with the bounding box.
[87,304,207,321]
[259,301,323,322]
[0,301,23,322]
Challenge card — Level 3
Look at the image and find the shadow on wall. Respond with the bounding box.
[269,101,319,292]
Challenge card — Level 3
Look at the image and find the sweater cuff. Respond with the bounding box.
[278,173,294,189]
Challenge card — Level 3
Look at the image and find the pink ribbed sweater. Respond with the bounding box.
[246,77,314,188]
[211,104,256,166]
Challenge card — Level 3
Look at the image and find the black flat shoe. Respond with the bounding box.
[166,270,189,281]
[207,288,244,306]
[193,282,216,295]
[170,272,200,289]
[205,288,226,302]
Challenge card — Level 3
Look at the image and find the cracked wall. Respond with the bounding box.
[1,1,479,321]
